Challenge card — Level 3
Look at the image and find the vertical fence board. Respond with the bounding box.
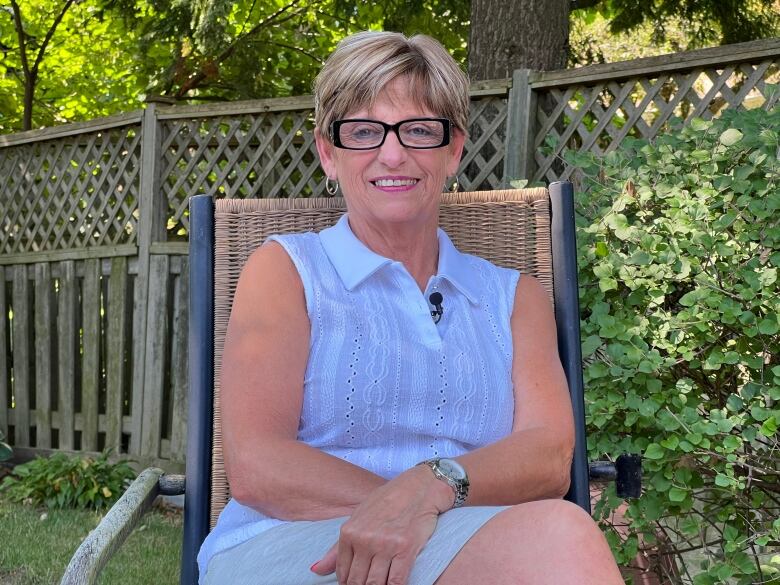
[34,263,52,447]
[129,274,145,456]
[11,265,30,446]
[170,257,189,459]
[106,257,128,452]
[140,255,170,458]
[505,69,538,183]
[130,103,163,456]
[57,261,76,450]
[0,267,7,433]
[81,259,100,451]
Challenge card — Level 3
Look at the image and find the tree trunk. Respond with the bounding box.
[23,74,36,131]
[468,0,570,80]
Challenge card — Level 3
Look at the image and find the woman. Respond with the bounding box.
[198,31,624,585]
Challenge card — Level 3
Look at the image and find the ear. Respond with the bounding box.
[446,128,466,176]
[315,128,338,180]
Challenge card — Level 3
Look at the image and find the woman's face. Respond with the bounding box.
[315,77,465,230]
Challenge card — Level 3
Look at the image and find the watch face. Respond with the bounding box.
[439,458,466,480]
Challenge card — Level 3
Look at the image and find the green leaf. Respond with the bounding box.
[644,443,665,459]
[581,335,602,357]
[760,416,778,437]
[758,317,779,335]
[686,432,703,445]
[599,277,618,292]
[715,474,732,487]
[750,406,772,421]
[723,524,740,542]
[719,128,744,146]
[668,486,688,502]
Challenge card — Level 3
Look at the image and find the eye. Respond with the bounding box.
[406,123,435,137]
[399,120,445,145]
[346,123,383,140]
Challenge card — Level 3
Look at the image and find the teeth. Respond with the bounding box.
[374,179,418,187]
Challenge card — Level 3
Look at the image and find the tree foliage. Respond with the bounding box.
[0,0,469,132]
[574,0,780,47]
[0,0,146,131]
[2,0,779,133]
[569,104,780,583]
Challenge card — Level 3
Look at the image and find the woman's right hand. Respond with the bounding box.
[311,464,454,585]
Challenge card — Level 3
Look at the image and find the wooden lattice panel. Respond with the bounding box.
[461,97,508,191]
[159,96,509,236]
[533,60,780,183]
[0,127,142,254]
[160,111,321,238]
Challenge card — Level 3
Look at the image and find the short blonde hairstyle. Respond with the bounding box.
[314,31,470,140]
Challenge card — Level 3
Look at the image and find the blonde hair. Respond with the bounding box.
[314,31,470,140]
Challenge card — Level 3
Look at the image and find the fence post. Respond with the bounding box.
[131,104,165,457]
[504,68,538,185]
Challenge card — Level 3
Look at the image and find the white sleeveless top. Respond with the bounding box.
[198,214,520,576]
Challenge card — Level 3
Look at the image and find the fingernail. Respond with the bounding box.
[310,561,319,572]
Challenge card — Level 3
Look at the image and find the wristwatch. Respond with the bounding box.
[419,457,470,508]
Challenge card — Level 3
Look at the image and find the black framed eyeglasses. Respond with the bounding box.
[330,118,451,150]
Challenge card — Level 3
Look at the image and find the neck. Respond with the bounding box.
[347,216,439,291]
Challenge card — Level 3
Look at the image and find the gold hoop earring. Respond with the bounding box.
[325,177,339,196]
[449,176,460,193]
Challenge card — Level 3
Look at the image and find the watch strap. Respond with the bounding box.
[419,458,470,508]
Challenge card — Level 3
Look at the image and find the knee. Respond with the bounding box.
[501,499,609,553]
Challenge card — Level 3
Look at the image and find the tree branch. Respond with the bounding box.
[175,0,315,98]
[31,0,76,76]
[252,40,323,63]
[9,0,29,77]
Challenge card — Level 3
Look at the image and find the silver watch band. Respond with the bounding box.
[419,458,470,508]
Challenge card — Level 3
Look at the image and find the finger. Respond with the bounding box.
[387,553,414,585]
[311,542,338,576]
[364,555,392,585]
[335,538,354,585]
[343,552,373,585]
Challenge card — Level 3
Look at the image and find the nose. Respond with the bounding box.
[376,128,407,168]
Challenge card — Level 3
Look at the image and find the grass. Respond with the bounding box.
[0,495,182,585]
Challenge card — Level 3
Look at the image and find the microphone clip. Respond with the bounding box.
[429,292,444,324]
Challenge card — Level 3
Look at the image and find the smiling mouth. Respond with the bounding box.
[372,179,419,187]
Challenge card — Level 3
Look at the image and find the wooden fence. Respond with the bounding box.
[1,38,778,471]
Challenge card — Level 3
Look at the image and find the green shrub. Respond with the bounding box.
[0,451,137,510]
[568,105,780,584]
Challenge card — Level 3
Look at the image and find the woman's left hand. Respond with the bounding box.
[311,464,455,585]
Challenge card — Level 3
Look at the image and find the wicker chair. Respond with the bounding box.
[61,181,640,585]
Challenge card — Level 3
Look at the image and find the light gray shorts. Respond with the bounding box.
[203,506,507,585]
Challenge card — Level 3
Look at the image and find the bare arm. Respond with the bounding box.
[454,274,575,504]
[221,242,386,521]
[312,274,575,581]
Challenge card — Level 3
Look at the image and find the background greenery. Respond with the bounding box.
[1,0,778,132]
[0,495,181,585]
[1,451,136,510]
[569,105,780,584]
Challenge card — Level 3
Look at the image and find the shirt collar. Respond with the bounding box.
[319,214,480,304]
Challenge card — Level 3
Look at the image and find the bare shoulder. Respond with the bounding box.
[511,274,555,321]
[239,240,300,288]
[229,240,306,329]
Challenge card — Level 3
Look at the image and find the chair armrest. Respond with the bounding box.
[589,454,642,499]
[60,467,185,585]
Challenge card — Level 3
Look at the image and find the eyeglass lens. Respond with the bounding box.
[336,119,447,149]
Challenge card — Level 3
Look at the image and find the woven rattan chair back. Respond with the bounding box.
[210,187,553,527]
